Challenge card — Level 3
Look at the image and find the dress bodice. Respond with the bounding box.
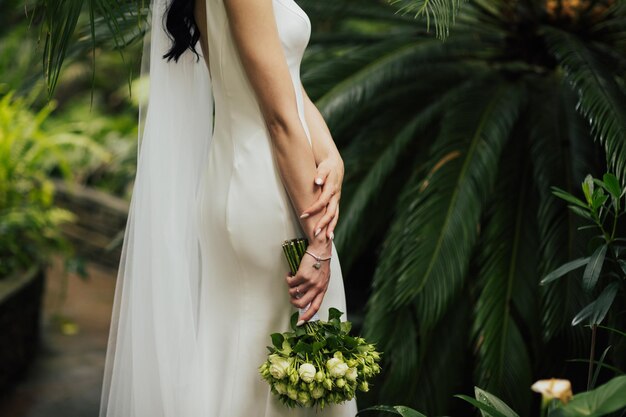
[203,0,313,148]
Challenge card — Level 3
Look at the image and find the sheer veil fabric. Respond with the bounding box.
[98,0,215,415]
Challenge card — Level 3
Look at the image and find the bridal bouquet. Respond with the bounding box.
[258,238,382,409]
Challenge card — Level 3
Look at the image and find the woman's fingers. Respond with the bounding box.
[326,203,339,239]
[288,281,313,299]
[314,164,330,186]
[285,272,306,288]
[297,288,327,323]
[300,186,336,219]
[313,195,339,235]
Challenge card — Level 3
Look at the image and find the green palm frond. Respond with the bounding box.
[543,26,626,186]
[299,0,417,24]
[40,0,84,98]
[334,84,457,270]
[366,78,527,333]
[34,0,145,97]
[388,0,469,39]
[314,37,488,136]
[528,81,594,355]
[471,136,537,416]
[371,292,472,414]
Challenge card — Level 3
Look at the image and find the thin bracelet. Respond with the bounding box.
[305,250,331,270]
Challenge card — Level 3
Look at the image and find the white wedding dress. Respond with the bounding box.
[98,0,358,416]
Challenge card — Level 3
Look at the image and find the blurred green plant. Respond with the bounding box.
[541,173,626,390]
[357,375,626,417]
[0,92,107,277]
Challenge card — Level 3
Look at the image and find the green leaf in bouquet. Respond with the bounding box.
[344,336,358,349]
[293,340,312,355]
[290,312,299,331]
[312,341,325,355]
[295,325,307,337]
[271,333,284,350]
[340,321,352,334]
[328,307,343,321]
[326,335,340,350]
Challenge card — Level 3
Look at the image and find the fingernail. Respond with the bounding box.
[300,212,309,219]
[296,320,305,326]
[314,228,321,237]
[315,177,323,185]
[329,232,334,240]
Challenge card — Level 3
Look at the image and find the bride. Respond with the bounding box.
[98,0,357,415]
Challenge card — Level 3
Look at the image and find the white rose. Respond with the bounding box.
[298,363,317,383]
[326,357,349,378]
[345,367,358,382]
[269,357,290,379]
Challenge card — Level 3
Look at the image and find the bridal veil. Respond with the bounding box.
[98,0,215,415]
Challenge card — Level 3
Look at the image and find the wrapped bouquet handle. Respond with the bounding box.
[282,238,320,322]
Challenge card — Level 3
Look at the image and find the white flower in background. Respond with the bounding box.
[531,378,573,404]
[326,358,349,378]
[298,363,316,383]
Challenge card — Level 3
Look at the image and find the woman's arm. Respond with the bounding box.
[223,0,331,322]
[300,82,343,239]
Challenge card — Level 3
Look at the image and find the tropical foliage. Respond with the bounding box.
[294,0,626,414]
[0,93,75,277]
[356,375,626,417]
[541,173,626,390]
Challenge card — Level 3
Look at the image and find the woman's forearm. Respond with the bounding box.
[300,83,341,167]
[222,0,333,252]
[268,117,332,251]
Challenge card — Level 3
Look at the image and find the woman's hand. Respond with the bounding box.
[299,154,344,240]
[284,247,332,325]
